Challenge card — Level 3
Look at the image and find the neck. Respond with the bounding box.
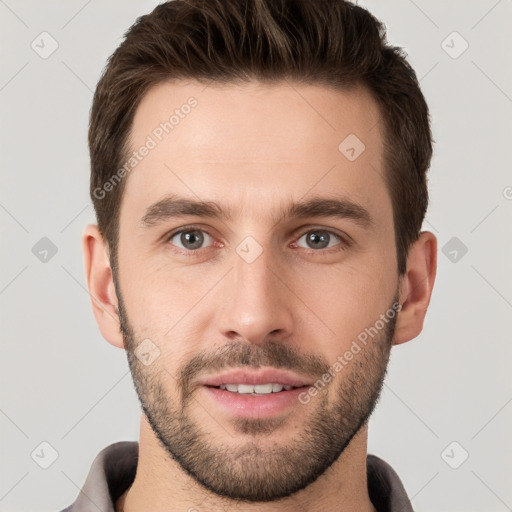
[117,415,376,512]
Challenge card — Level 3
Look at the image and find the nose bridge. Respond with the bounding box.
[236,241,275,299]
[217,237,293,343]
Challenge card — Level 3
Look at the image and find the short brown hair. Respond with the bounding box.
[89,0,432,275]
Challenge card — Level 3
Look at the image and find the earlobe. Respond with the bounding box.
[82,224,125,349]
[393,231,437,346]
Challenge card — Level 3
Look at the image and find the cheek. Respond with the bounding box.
[119,245,183,316]
[119,257,219,354]
[290,260,397,357]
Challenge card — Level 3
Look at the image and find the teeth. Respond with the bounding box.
[218,383,296,394]
[254,383,273,394]
[237,384,255,394]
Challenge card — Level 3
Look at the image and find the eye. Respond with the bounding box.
[294,229,344,251]
[168,228,214,251]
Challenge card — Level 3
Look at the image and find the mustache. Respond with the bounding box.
[178,340,331,399]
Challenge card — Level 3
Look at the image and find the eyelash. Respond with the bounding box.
[164,225,350,256]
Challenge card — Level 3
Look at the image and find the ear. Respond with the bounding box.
[393,231,437,346]
[82,224,125,349]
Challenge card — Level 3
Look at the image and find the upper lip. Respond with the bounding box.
[198,368,313,388]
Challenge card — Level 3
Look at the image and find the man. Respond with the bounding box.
[62,0,437,510]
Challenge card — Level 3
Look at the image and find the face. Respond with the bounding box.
[115,80,400,501]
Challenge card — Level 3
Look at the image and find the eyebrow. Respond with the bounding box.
[140,193,373,229]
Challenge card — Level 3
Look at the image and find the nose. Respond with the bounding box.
[217,242,294,346]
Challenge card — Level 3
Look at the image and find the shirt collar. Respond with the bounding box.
[61,441,414,512]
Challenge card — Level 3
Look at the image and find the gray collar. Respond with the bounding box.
[60,441,414,512]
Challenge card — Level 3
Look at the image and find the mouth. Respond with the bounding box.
[198,368,313,419]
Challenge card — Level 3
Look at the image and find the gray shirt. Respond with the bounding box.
[59,441,414,512]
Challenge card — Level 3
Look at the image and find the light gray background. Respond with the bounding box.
[1,1,511,511]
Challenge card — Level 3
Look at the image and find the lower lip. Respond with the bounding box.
[201,386,308,419]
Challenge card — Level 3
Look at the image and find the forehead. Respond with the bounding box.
[122,79,390,224]
[130,79,382,154]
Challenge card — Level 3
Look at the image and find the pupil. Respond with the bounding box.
[182,230,203,249]
[308,232,329,249]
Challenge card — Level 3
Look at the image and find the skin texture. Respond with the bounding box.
[83,80,437,512]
